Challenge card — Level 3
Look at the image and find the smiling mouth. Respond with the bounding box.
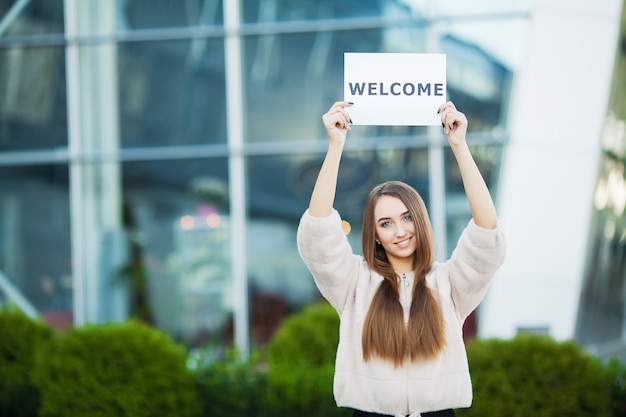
[396,238,412,248]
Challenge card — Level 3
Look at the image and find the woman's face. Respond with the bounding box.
[374,195,417,270]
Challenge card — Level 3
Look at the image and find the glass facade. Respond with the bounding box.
[576,4,626,357]
[0,0,527,353]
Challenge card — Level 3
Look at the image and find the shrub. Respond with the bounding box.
[0,308,54,417]
[607,358,626,416]
[458,333,614,417]
[32,320,201,417]
[195,302,348,417]
[195,349,270,417]
[266,301,340,369]
[264,301,350,417]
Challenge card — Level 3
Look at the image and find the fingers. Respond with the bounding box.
[323,101,353,131]
[437,101,456,116]
[438,101,466,135]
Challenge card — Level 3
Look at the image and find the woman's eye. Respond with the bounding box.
[403,215,412,221]
[381,221,391,227]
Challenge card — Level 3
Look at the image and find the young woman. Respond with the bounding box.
[297,101,506,417]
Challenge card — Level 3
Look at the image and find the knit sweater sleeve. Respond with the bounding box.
[296,209,361,313]
[446,218,506,322]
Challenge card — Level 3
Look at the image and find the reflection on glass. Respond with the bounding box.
[119,159,230,347]
[0,46,67,151]
[444,144,503,257]
[0,165,72,329]
[118,39,227,147]
[0,0,65,36]
[431,1,530,18]
[169,205,231,345]
[247,154,316,344]
[242,0,385,23]
[577,157,626,346]
[575,7,626,350]
[117,0,224,30]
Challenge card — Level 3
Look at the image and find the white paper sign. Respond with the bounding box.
[344,53,446,126]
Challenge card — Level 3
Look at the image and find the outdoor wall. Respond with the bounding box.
[480,0,624,340]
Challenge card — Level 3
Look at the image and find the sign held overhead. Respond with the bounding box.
[344,53,446,126]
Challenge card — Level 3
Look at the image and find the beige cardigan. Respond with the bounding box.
[296,209,506,417]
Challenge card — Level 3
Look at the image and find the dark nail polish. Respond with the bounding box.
[348,102,354,105]
[441,123,445,128]
[437,108,441,114]
[350,119,353,124]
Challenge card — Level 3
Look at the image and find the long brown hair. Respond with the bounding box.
[361,181,446,366]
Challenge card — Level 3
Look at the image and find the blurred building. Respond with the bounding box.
[480,0,626,362]
[0,0,624,358]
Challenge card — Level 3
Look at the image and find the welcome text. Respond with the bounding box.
[348,82,444,97]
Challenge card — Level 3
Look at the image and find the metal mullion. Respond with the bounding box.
[0,132,506,167]
[0,12,530,49]
[224,0,249,358]
[425,3,448,261]
[64,0,85,326]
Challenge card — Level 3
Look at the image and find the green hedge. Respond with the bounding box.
[607,358,626,416]
[195,301,350,417]
[0,308,54,417]
[3,304,625,417]
[458,334,615,417]
[259,304,623,417]
[195,349,270,417]
[32,320,201,417]
[264,301,350,417]
[266,301,340,369]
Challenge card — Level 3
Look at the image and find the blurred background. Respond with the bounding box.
[0,0,624,361]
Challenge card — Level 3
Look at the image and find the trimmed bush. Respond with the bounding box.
[458,333,614,417]
[195,302,348,417]
[195,349,270,417]
[607,358,626,416]
[266,301,340,369]
[0,308,54,417]
[193,303,626,417]
[32,320,201,417]
[264,301,350,417]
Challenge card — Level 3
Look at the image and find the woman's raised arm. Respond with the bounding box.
[308,101,352,217]
[439,101,498,229]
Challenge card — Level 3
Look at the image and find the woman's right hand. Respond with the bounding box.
[322,101,352,145]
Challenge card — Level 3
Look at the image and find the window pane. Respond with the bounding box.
[576,154,626,345]
[0,46,67,151]
[117,0,223,30]
[247,156,314,345]
[121,158,231,347]
[576,16,626,347]
[242,0,388,23]
[241,1,529,25]
[76,157,231,347]
[118,39,227,147]
[444,144,504,256]
[430,1,530,18]
[0,164,72,329]
[0,0,64,36]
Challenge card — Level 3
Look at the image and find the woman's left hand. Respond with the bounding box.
[438,101,468,147]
